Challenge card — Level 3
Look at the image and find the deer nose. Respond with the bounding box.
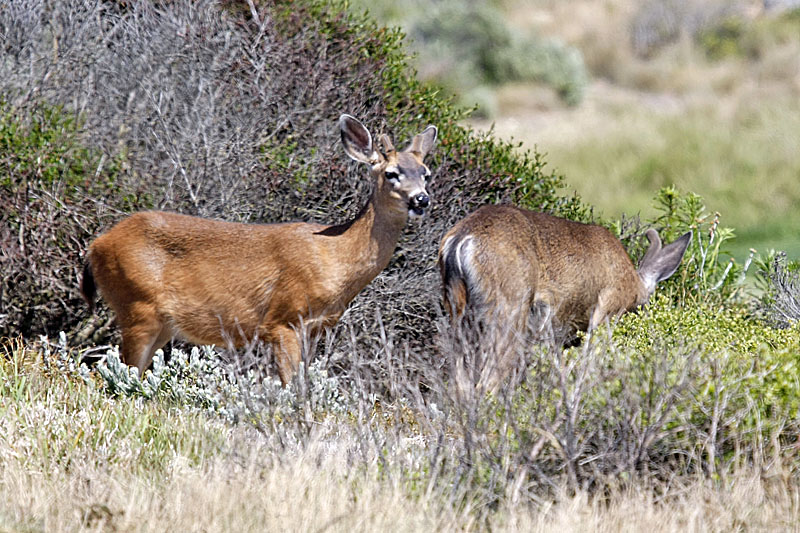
[413,193,430,208]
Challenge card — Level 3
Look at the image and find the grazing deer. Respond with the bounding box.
[81,115,437,384]
[439,205,691,386]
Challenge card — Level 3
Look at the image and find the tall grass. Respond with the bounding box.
[3,306,799,531]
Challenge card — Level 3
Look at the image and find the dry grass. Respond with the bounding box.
[0,430,460,532]
[521,473,800,532]
[3,425,798,532]
[4,310,799,532]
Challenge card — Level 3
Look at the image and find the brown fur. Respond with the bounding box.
[439,204,690,386]
[82,115,437,384]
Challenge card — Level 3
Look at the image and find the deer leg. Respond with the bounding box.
[477,301,529,393]
[589,288,614,331]
[273,326,302,386]
[119,304,171,376]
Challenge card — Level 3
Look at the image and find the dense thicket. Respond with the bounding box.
[0,0,585,349]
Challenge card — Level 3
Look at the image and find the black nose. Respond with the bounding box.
[413,193,430,208]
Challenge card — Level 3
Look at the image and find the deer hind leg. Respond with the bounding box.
[119,304,171,376]
[476,300,530,393]
[273,325,302,386]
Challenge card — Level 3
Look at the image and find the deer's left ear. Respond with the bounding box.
[407,125,438,158]
[340,114,381,164]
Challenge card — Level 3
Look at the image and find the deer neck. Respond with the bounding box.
[331,185,407,298]
[348,186,406,272]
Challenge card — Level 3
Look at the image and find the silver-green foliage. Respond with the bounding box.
[756,251,800,328]
[43,337,351,423]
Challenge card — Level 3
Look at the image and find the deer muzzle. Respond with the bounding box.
[409,192,430,216]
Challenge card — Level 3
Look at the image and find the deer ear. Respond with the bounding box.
[638,230,692,295]
[406,125,438,158]
[340,114,380,164]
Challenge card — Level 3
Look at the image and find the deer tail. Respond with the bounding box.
[80,259,96,314]
[439,234,477,318]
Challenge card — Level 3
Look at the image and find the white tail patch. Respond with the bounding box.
[441,234,477,289]
[454,236,476,282]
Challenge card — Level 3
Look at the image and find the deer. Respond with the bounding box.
[438,204,691,388]
[80,114,438,384]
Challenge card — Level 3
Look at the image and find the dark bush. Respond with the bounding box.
[0,102,124,339]
[0,0,585,373]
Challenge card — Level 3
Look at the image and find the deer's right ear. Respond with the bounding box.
[340,114,380,164]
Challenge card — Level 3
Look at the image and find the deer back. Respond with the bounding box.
[86,211,350,343]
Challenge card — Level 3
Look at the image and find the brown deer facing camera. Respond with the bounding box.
[439,205,691,386]
[81,115,437,384]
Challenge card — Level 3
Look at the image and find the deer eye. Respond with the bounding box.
[385,170,401,181]
[424,169,432,181]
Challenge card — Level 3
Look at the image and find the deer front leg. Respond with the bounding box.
[589,288,618,331]
[273,325,302,385]
[119,303,172,376]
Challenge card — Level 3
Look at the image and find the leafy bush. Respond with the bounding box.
[612,294,800,422]
[407,308,800,502]
[613,186,750,305]
[698,16,748,60]
[698,8,800,61]
[411,1,587,106]
[0,101,124,338]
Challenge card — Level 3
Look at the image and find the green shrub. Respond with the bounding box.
[445,301,800,495]
[352,0,588,108]
[0,102,103,192]
[612,294,800,418]
[607,187,748,308]
[0,101,124,339]
[627,186,748,304]
[698,17,747,60]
